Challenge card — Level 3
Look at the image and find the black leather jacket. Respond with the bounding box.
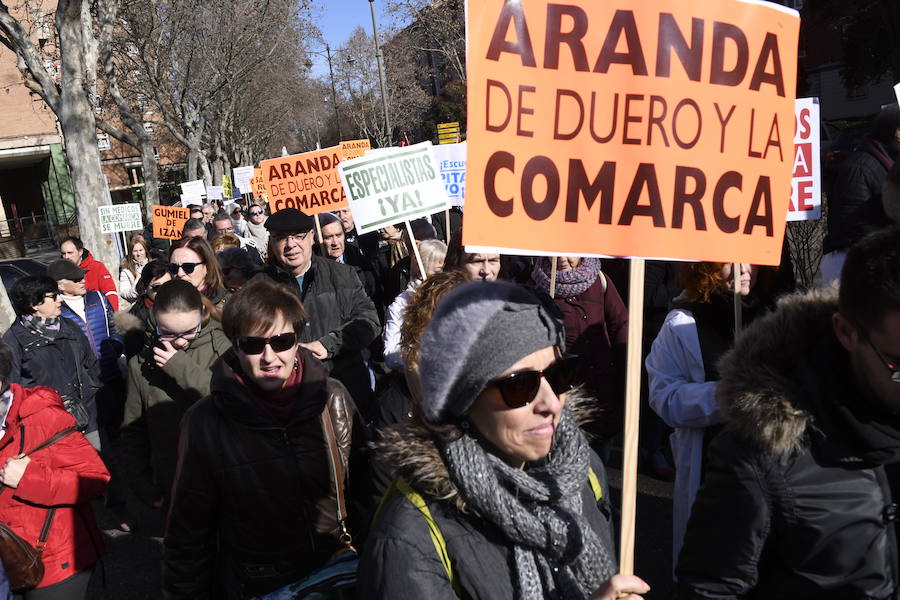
[162,348,370,600]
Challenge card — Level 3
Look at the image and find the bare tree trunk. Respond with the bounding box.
[140,140,160,210]
[57,0,118,276]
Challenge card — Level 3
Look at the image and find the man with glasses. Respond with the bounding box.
[676,227,900,598]
[251,208,380,414]
[212,211,262,265]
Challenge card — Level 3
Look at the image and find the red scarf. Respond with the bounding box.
[233,358,304,425]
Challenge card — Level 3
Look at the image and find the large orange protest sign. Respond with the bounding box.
[463,0,799,265]
[151,205,189,240]
[260,146,346,215]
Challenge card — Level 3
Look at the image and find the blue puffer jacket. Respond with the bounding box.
[61,291,124,383]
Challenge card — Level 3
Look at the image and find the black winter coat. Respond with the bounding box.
[3,318,101,434]
[676,288,900,599]
[251,256,380,414]
[823,137,894,253]
[359,397,617,599]
[162,348,370,600]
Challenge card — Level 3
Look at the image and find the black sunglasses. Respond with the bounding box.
[168,261,204,275]
[486,356,579,408]
[237,331,298,355]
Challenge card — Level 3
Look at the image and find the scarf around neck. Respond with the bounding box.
[21,314,61,341]
[441,406,614,599]
[532,258,601,299]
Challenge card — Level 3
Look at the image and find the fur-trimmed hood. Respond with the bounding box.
[372,392,598,513]
[717,286,843,457]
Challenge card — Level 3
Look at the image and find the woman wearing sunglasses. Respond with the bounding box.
[244,202,269,258]
[163,279,369,600]
[361,281,648,600]
[169,236,229,317]
[121,279,230,511]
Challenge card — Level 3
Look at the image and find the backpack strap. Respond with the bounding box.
[394,477,460,596]
[588,467,603,501]
[376,470,602,597]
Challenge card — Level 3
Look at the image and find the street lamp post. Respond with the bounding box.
[368,0,392,143]
[306,46,344,142]
[325,44,343,141]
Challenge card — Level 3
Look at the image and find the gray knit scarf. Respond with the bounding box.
[532,258,601,299]
[441,406,614,599]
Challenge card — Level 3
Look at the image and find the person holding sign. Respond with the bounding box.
[531,257,628,462]
[251,208,380,414]
[676,228,900,598]
[361,281,648,600]
[646,262,760,568]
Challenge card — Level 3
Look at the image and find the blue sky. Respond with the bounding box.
[309,0,390,75]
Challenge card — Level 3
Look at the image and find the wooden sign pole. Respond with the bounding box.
[445,209,451,245]
[314,214,323,245]
[619,257,645,576]
[405,220,426,278]
[733,262,743,337]
[549,257,558,298]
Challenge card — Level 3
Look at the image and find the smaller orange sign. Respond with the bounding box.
[340,139,372,160]
[260,146,346,215]
[151,205,189,240]
[251,168,267,199]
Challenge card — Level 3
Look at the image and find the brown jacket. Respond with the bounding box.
[162,348,370,600]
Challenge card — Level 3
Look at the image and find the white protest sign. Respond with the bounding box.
[98,203,143,234]
[894,82,900,107]
[180,194,199,208]
[207,186,224,201]
[233,166,254,193]
[788,98,821,221]
[338,141,450,235]
[431,142,466,207]
[180,179,206,200]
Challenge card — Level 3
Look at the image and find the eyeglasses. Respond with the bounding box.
[43,292,58,301]
[485,356,579,408]
[237,331,298,355]
[168,261,204,275]
[859,328,900,383]
[155,320,202,343]
[249,210,263,216]
[273,232,310,244]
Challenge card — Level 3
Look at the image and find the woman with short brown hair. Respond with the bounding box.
[163,279,369,600]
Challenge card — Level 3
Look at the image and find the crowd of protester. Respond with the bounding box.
[1,106,900,600]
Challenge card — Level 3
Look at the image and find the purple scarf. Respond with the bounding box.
[532,258,601,299]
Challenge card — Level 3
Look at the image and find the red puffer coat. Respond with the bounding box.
[0,384,109,588]
[79,250,120,311]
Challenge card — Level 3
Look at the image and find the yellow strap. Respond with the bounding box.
[376,471,602,596]
[394,477,461,595]
[588,467,603,501]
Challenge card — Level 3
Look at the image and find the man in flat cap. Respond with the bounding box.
[252,208,380,414]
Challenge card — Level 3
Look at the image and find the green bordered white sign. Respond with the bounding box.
[338,141,450,235]
[99,203,143,234]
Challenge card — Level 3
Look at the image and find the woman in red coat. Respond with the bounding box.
[0,340,109,599]
[532,257,628,459]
